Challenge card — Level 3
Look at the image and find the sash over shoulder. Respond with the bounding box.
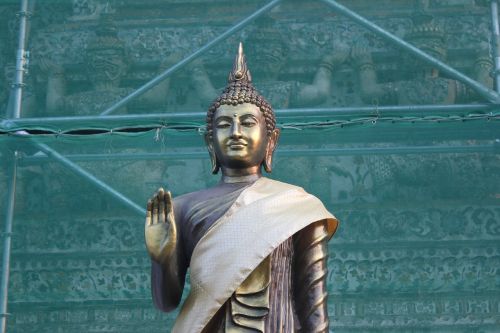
[172,177,338,333]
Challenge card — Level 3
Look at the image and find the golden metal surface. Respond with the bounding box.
[294,220,331,332]
[144,188,177,264]
[211,103,272,176]
[225,255,271,332]
[145,44,338,332]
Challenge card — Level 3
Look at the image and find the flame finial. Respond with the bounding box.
[228,42,252,83]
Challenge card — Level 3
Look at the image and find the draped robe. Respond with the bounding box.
[151,177,338,332]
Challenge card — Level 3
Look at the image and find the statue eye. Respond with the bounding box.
[216,122,230,129]
[241,120,256,127]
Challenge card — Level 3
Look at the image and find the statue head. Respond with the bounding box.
[245,17,287,80]
[85,14,127,87]
[205,43,280,175]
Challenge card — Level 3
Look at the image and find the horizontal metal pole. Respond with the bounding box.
[2,104,496,131]
[276,104,496,117]
[99,0,282,116]
[0,112,205,130]
[18,143,500,165]
[320,0,500,104]
[11,134,146,216]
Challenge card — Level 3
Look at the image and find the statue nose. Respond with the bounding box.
[230,122,242,139]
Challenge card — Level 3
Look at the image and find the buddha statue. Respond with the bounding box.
[352,11,493,105]
[145,43,339,332]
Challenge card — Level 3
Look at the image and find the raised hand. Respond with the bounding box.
[145,188,177,264]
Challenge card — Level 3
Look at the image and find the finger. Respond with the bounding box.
[146,200,152,226]
[158,188,166,224]
[152,196,159,225]
[165,191,176,237]
[165,191,173,215]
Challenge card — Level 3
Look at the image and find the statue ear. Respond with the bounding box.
[205,133,220,174]
[263,128,280,173]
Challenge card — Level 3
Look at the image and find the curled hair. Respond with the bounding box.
[206,81,276,140]
[206,43,276,139]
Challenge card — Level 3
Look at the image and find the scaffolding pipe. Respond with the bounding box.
[17,142,500,165]
[0,6,495,332]
[0,154,18,333]
[1,1,30,331]
[8,0,30,119]
[24,140,146,216]
[2,104,495,131]
[320,0,500,104]
[99,0,282,116]
[491,0,500,93]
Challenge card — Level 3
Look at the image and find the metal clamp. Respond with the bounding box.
[10,82,26,89]
[23,51,30,75]
[15,10,33,19]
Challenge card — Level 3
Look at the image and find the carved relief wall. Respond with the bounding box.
[1,0,499,332]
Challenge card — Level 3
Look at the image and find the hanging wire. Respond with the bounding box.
[1,111,498,137]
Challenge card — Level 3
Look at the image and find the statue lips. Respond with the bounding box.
[227,140,248,151]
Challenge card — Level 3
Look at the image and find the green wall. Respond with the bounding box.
[1,0,499,332]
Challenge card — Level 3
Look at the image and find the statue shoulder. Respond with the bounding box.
[259,177,305,194]
[172,186,219,214]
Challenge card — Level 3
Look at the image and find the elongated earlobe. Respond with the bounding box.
[209,149,220,174]
[205,134,220,174]
[263,129,280,173]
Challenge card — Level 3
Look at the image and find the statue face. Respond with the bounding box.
[211,103,269,170]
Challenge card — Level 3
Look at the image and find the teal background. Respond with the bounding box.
[1,0,500,332]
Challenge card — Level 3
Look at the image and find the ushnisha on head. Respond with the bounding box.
[205,43,280,175]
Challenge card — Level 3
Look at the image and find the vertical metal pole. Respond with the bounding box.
[9,0,30,119]
[491,0,500,93]
[1,1,30,331]
[0,153,18,333]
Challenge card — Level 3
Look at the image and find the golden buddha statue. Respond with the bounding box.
[145,43,339,333]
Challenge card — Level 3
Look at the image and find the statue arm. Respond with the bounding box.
[190,59,218,106]
[351,45,397,105]
[138,53,184,107]
[150,243,187,312]
[138,76,170,107]
[146,189,188,311]
[294,51,348,106]
[293,220,330,333]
